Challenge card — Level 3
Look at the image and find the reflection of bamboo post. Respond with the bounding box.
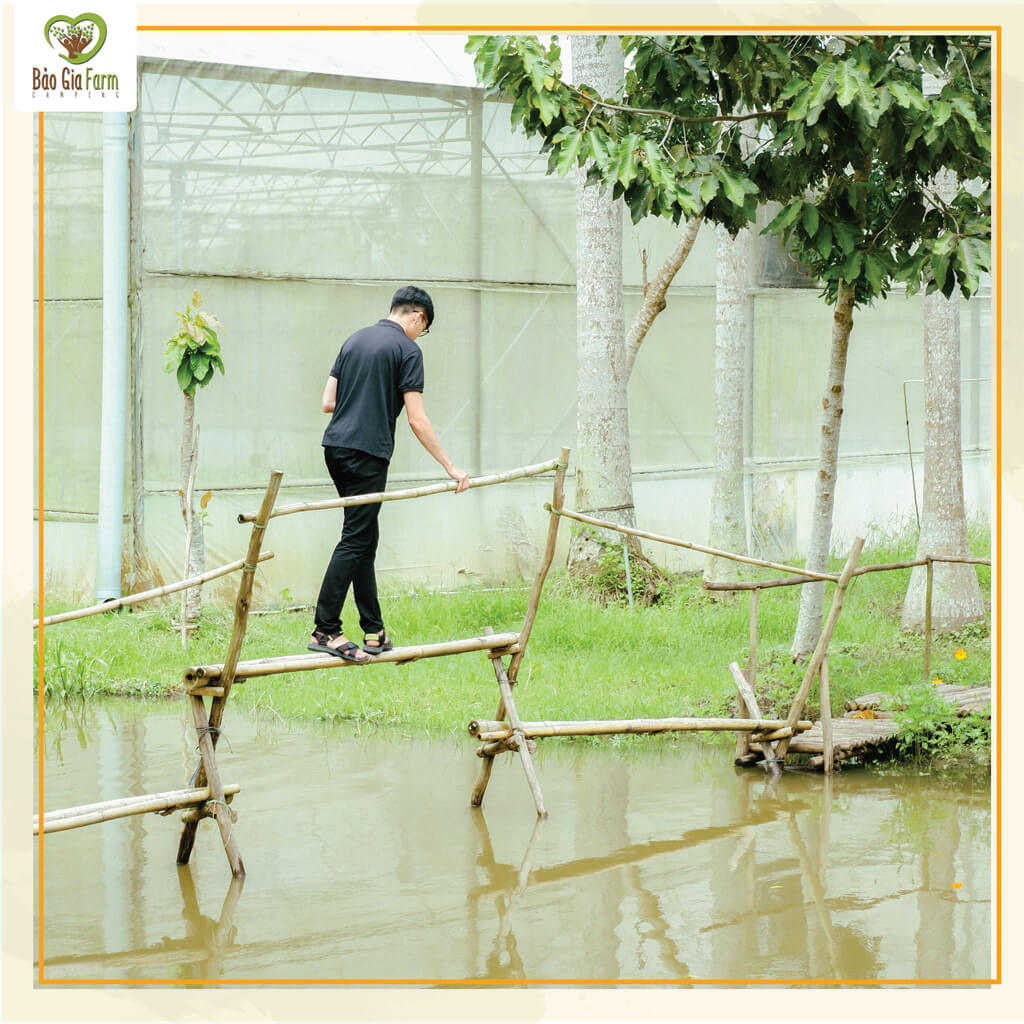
[820,655,833,775]
[735,588,760,762]
[776,537,864,760]
[509,447,569,682]
[177,469,282,872]
[923,557,934,684]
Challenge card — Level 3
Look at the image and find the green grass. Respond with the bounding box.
[35,523,992,765]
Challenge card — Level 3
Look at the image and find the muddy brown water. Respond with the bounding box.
[34,700,991,984]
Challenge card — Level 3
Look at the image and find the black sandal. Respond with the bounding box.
[362,630,393,655]
[308,630,369,663]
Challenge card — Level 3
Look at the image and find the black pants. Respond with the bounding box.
[314,446,390,637]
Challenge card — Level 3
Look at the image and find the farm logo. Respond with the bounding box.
[45,13,108,64]
[16,5,136,112]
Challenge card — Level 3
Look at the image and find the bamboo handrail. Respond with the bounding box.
[35,784,241,834]
[237,456,565,524]
[471,717,813,742]
[545,506,838,582]
[184,632,521,686]
[33,552,275,627]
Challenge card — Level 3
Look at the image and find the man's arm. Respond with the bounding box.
[321,375,338,413]
[403,391,470,493]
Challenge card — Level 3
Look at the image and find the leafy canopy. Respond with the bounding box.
[467,34,991,304]
[164,290,226,397]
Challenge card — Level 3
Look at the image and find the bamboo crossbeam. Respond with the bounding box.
[185,632,521,686]
[546,506,837,582]
[238,456,565,524]
[703,554,989,592]
[33,553,275,627]
[472,717,813,742]
[35,784,241,834]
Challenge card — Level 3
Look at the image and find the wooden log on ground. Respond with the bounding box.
[35,784,241,834]
[775,537,865,760]
[34,552,274,628]
[185,632,521,687]
[508,447,569,681]
[237,456,566,523]
[473,717,812,742]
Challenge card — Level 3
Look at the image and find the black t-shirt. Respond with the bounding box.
[321,318,425,461]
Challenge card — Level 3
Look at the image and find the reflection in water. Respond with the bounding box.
[36,703,992,983]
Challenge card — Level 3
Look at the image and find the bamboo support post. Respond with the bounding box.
[34,552,275,628]
[491,654,547,818]
[728,662,782,774]
[735,588,761,762]
[189,694,245,877]
[775,536,865,760]
[35,784,241,834]
[177,469,282,873]
[508,447,569,682]
[473,717,812,742]
[237,456,566,524]
[923,556,934,684]
[820,654,834,774]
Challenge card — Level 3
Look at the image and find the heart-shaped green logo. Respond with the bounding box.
[45,13,107,65]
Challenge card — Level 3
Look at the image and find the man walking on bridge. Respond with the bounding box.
[309,286,469,663]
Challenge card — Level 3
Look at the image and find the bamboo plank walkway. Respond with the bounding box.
[844,683,992,718]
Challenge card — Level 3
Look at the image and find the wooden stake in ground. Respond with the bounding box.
[729,662,782,775]
[176,469,282,875]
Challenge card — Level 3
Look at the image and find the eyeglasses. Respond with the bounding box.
[419,311,431,335]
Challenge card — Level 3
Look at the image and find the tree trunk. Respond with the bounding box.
[567,35,637,574]
[705,224,752,583]
[791,280,856,658]
[180,392,204,639]
[900,282,985,631]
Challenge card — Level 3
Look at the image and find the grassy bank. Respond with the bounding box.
[36,526,992,766]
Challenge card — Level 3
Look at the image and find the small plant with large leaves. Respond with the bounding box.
[164,291,225,644]
[164,290,225,397]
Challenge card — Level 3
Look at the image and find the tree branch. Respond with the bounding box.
[625,217,703,377]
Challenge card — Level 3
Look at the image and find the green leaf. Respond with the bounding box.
[956,236,987,297]
[212,355,226,375]
[836,60,859,107]
[863,253,886,294]
[190,353,210,379]
[588,126,611,166]
[932,99,953,127]
[612,134,640,186]
[176,360,194,393]
[535,89,560,126]
[764,200,803,234]
[832,220,858,254]
[554,128,584,175]
[815,221,833,259]
[717,166,754,208]
[840,250,863,283]
[164,341,182,374]
[699,174,718,204]
[801,203,819,238]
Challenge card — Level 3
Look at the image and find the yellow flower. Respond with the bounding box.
[932,678,943,686]
[954,648,967,660]
[191,290,202,309]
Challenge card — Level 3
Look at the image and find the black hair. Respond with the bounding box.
[390,285,434,328]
